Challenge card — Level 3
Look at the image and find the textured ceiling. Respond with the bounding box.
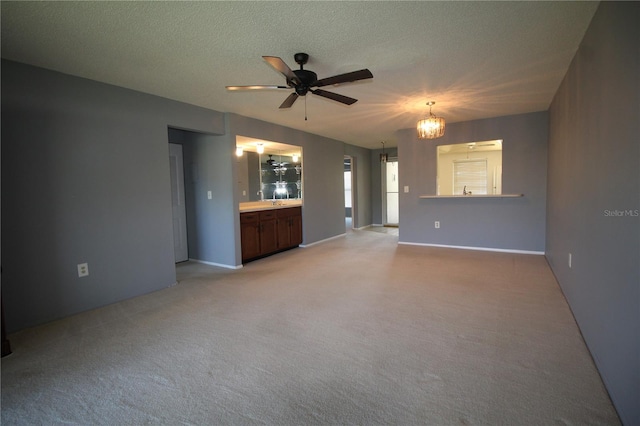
[1,1,598,149]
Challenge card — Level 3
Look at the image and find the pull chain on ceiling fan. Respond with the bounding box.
[226,53,373,111]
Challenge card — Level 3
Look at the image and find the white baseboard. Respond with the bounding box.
[398,241,544,255]
[188,258,243,269]
[300,233,346,248]
[355,224,372,230]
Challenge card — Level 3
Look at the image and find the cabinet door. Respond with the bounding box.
[283,207,302,247]
[290,213,303,246]
[260,218,279,254]
[259,210,278,255]
[277,217,291,250]
[240,221,261,261]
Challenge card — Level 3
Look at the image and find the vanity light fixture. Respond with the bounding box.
[256,143,265,154]
[417,101,445,139]
[292,154,299,163]
[236,147,244,157]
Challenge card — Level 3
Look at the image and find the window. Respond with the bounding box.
[453,159,487,195]
[344,171,352,207]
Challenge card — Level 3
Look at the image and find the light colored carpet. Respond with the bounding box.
[1,230,619,425]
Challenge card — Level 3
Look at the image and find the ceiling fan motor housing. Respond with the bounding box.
[292,69,318,95]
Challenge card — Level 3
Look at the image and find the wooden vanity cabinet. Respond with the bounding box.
[240,207,302,263]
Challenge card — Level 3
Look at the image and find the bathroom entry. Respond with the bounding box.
[382,159,399,226]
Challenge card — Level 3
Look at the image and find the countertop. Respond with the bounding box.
[239,201,302,213]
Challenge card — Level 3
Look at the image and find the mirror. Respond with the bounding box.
[236,136,302,202]
[259,153,302,200]
[437,140,502,195]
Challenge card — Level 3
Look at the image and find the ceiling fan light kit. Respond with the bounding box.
[417,101,446,139]
[226,53,373,111]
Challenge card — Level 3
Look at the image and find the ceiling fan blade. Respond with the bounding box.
[313,69,373,87]
[311,89,357,105]
[263,56,301,85]
[226,85,289,90]
[279,93,299,109]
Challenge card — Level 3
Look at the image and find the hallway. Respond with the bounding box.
[345,217,399,236]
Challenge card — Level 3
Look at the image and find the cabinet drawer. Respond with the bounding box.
[259,210,277,220]
[277,206,301,218]
[240,212,259,223]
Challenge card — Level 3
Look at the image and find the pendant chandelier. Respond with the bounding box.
[417,101,445,139]
[380,141,388,163]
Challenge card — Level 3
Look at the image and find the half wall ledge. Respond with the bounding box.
[419,194,524,199]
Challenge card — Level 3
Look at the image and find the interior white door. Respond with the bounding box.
[169,143,188,263]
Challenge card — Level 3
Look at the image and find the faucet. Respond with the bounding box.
[463,186,467,195]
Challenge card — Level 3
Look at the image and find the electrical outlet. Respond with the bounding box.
[77,263,89,277]
[404,185,409,193]
[435,221,440,229]
[207,191,212,199]
[568,253,572,268]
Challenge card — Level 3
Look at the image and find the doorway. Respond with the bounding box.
[382,159,399,226]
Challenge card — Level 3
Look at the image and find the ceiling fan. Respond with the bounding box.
[226,53,373,109]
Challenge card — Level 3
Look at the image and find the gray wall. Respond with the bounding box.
[235,147,250,204]
[546,3,639,424]
[344,144,373,229]
[396,112,548,252]
[1,60,226,332]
